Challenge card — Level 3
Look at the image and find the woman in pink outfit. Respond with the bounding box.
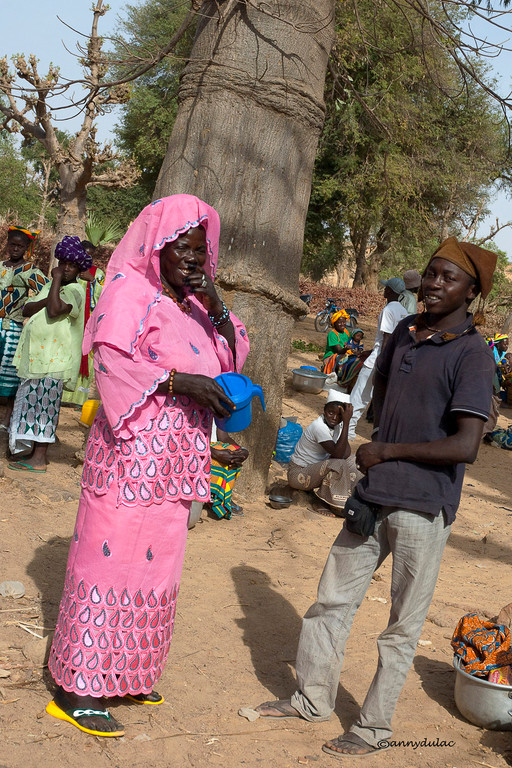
[46,195,250,737]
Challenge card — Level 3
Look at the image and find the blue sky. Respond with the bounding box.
[2,1,512,257]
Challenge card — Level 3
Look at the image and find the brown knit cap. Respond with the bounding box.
[428,236,497,300]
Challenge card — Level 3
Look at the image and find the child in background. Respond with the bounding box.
[345,328,364,356]
[8,237,91,472]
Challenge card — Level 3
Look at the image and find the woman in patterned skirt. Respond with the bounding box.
[8,237,90,471]
[0,226,47,429]
[46,195,250,737]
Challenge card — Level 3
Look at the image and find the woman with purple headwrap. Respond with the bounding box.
[7,236,91,471]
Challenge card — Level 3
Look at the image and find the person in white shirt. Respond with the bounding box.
[287,390,362,515]
[348,277,408,440]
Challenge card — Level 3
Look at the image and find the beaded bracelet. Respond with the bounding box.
[209,301,230,328]
[168,368,177,394]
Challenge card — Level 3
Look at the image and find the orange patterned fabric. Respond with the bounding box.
[451,612,512,677]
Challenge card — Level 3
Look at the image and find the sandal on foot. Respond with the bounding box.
[322,732,388,758]
[125,690,164,705]
[254,699,302,719]
[45,699,125,737]
[7,460,46,473]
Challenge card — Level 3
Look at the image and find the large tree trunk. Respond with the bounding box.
[48,164,89,272]
[154,1,336,496]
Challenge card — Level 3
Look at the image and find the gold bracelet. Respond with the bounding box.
[168,368,177,394]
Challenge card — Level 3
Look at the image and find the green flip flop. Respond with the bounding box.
[7,461,46,473]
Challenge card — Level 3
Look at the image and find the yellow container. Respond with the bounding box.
[80,399,100,427]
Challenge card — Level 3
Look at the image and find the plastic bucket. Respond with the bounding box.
[214,372,265,432]
[453,655,512,730]
[80,399,100,427]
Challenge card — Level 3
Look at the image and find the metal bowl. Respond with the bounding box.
[291,368,328,394]
[268,494,293,510]
[453,655,512,730]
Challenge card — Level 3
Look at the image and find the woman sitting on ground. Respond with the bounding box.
[287,390,362,516]
[335,329,369,393]
[322,310,351,374]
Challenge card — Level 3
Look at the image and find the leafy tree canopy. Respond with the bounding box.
[113,0,193,195]
[303,0,510,286]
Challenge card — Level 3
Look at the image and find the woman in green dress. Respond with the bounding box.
[322,310,351,374]
[8,237,91,472]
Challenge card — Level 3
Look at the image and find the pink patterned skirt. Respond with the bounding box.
[48,482,190,698]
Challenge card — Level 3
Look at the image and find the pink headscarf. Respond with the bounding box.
[84,195,220,356]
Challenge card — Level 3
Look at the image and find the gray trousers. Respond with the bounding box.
[290,507,451,747]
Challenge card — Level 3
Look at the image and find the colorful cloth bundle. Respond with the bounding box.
[451,613,512,677]
[209,442,242,519]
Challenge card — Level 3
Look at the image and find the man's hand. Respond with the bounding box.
[355,441,389,473]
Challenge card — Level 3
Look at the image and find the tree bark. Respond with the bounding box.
[155,0,335,495]
[350,223,371,287]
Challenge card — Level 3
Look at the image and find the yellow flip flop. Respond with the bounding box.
[125,691,164,705]
[46,699,125,737]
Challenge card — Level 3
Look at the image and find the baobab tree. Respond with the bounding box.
[0,0,137,248]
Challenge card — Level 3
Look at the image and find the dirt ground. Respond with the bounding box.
[0,314,511,768]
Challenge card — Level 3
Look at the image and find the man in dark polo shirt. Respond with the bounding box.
[254,237,496,756]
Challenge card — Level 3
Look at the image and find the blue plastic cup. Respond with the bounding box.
[214,372,265,432]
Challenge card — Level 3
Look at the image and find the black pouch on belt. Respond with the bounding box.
[343,489,380,537]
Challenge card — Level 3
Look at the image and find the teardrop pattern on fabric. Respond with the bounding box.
[106,587,117,606]
[158,411,169,431]
[188,455,199,474]
[122,611,134,629]
[121,588,131,607]
[48,579,181,696]
[102,541,111,557]
[82,395,210,504]
[135,436,148,455]
[86,652,99,670]
[90,585,102,604]
[146,547,153,562]
[94,609,106,627]
[109,610,120,628]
